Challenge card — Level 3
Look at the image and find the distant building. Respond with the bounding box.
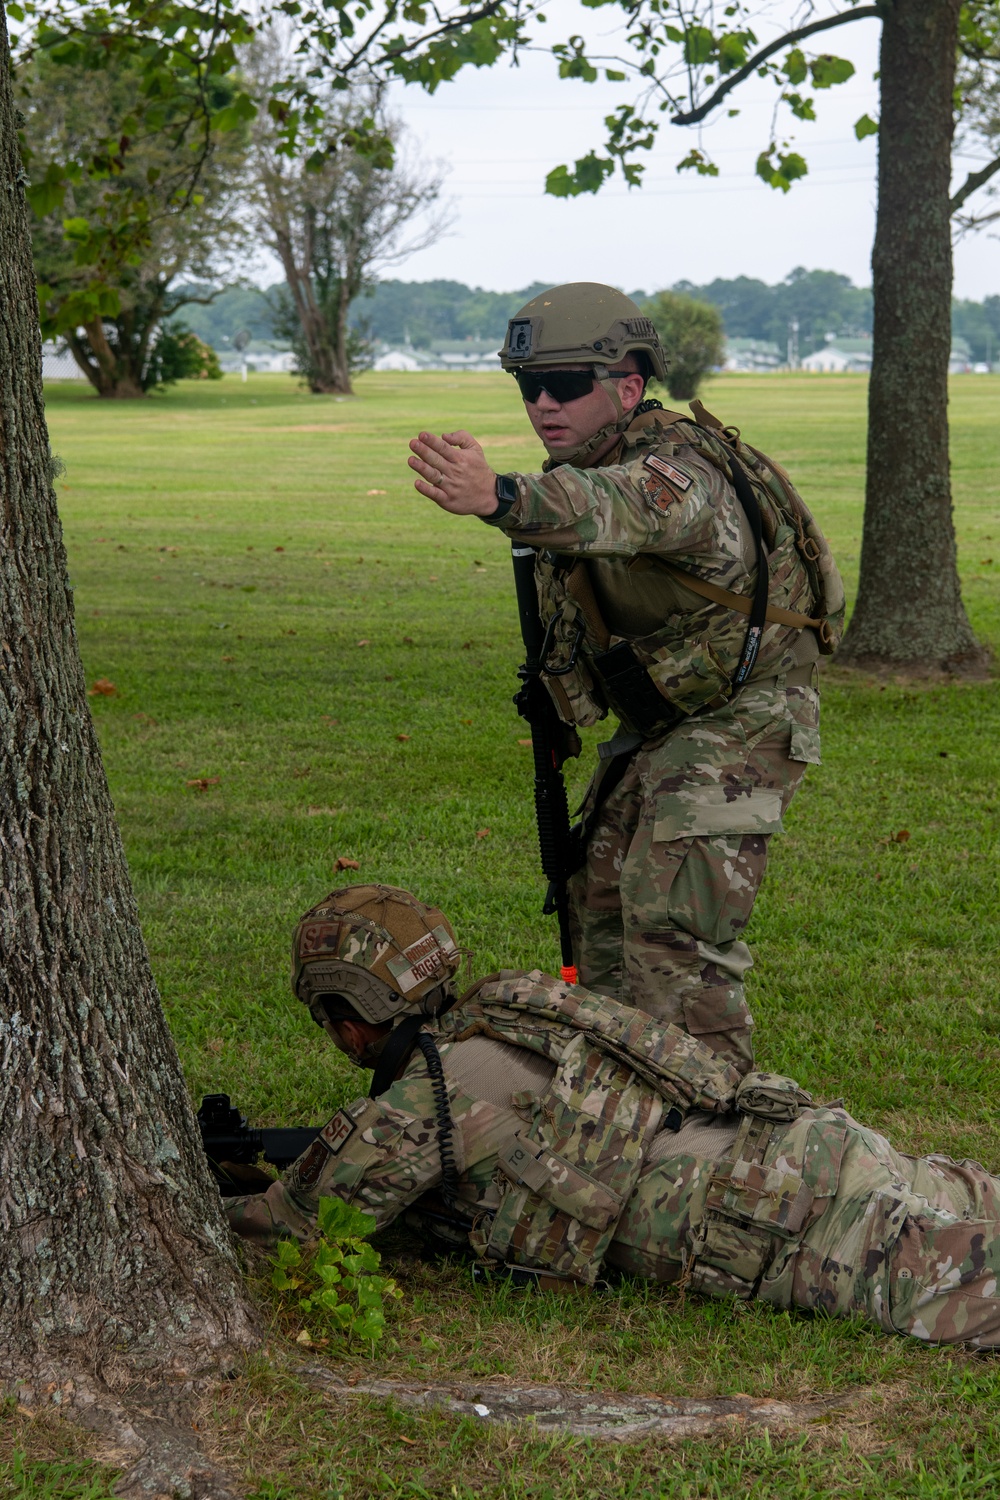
[723,339,783,373]
[802,335,974,375]
[215,342,297,374]
[371,338,500,373]
[800,337,873,374]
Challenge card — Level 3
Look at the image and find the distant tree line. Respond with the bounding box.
[182,271,1000,367]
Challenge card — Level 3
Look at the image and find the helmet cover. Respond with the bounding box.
[292,883,461,1030]
[498,282,667,381]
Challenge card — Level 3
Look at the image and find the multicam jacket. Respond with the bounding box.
[225,969,741,1281]
[487,404,844,733]
[226,978,1000,1348]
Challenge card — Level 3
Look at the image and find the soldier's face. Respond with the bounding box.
[520,365,645,458]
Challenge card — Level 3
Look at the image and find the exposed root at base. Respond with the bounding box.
[296,1359,856,1441]
[828,644,993,683]
[3,1363,249,1500]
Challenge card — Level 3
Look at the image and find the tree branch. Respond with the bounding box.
[950,153,1000,212]
[671,5,882,126]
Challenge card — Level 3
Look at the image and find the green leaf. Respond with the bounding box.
[809,54,855,89]
[317,1196,377,1241]
[782,47,807,85]
[756,149,808,193]
[682,25,715,66]
[7,3,25,20]
[604,69,625,82]
[545,151,614,197]
[784,92,816,123]
[854,113,879,140]
[676,149,719,178]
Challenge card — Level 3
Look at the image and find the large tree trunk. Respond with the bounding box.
[839,0,984,671]
[68,320,146,398]
[0,6,255,1403]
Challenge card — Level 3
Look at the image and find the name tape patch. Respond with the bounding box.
[642,453,694,491]
[386,924,459,994]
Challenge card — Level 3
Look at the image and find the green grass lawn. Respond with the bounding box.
[11,369,1000,1498]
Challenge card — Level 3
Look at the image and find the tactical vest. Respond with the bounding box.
[684,1072,846,1301]
[536,403,845,738]
[437,970,743,1285]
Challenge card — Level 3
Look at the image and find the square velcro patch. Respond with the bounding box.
[643,453,694,491]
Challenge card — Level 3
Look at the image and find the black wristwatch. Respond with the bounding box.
[482,473,518,526]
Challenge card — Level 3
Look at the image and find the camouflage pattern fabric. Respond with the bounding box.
[492,406,830,1065]
[502,408,831,730]
[440,969,744,1114]
[566,678,816,1070]
[226,1011,1000,1347]
[612,1101,1000,1348]
[472,1030,665,1284]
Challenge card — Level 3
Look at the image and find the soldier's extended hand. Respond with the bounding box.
[408,430,499,517]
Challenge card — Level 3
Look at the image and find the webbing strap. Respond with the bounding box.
[565,563,611,651]
[726,455,769,688]
[658,560,823,631]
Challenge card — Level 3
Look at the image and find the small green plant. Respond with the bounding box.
[269,1197,402,1348]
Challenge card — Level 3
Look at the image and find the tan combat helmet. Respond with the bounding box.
[498,284,668,462]
[292,884,461,1034]
[498,282,667,383]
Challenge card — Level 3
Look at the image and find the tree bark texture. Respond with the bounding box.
[839,0,984,670]
[0,12,256,1384]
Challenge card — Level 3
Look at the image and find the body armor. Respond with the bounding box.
[437,969,742,1284]
[536,405,844,738]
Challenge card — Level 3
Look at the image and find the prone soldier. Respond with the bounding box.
[407,284,844,1071]
[227,885,1000,1350]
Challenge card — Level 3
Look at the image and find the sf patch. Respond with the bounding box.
[321,1110,357,1155]
[643,453,693,490]
[640,453,695,515]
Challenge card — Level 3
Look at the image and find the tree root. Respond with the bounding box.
[295,1359,856,1441]
[4,1363,249,1499]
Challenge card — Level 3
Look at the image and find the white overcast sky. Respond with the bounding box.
[347,4,998,301]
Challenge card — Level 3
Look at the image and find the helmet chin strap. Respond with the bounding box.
[551,367,635,468]
[592,363,624,422]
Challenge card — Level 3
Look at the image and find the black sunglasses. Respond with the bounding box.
[513,368,632,405]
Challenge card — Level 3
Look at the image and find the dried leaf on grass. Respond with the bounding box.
[187,777,221,792]
[336,856,360,871]
[88,678,117,696]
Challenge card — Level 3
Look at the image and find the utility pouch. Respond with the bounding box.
[686,1101,846,1302]
[736,1071,814,1123]
[591,640,680,739]
[474,1033,663,1284]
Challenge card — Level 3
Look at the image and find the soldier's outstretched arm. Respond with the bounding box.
[408,431,738,568]
[225,1081,449,1247]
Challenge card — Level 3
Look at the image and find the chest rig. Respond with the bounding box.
[536,402,844,739]
[437,970,742,1286]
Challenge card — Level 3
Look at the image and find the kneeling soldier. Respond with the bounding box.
[227,885,1000,1349]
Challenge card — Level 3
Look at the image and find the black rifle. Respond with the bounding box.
[197,1093,319,1194]
[511,542,581,984]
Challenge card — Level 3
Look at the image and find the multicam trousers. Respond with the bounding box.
[613,1101,1000,1348]
[566,674,820,1071]
[765,1116,1000,1346]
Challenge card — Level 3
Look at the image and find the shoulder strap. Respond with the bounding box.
[658,560,822,631]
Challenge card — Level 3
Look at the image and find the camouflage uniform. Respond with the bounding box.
[227,971,1000,1348]
[487,407,834,1069]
